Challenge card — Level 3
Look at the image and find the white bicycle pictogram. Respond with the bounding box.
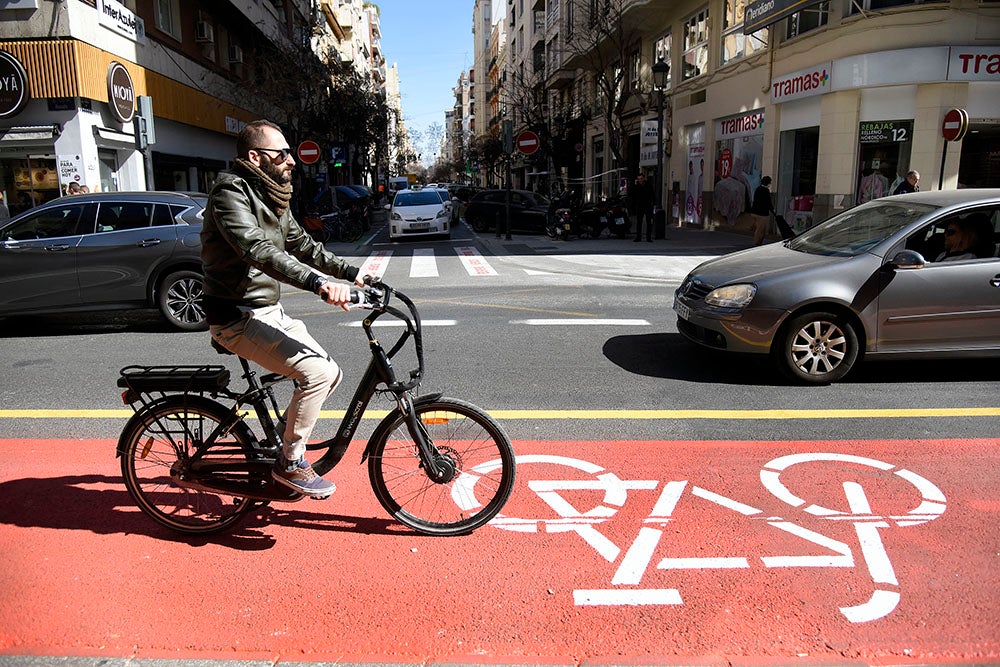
[453,452,947,622]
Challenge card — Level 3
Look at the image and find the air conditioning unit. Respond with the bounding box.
[195,21,215,43]
[228,45,244,64]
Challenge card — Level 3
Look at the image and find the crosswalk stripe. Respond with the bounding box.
[410,248,438,278]
[360,250,392,279]
[455,246,498,276]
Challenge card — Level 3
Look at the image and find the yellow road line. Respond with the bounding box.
[1,408,997,419]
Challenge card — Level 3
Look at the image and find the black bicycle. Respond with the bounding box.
[115,279,516,536]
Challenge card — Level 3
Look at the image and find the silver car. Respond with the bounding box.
[0,191,208,330]
[673,189,1000,384]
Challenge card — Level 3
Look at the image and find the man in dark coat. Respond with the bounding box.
[631,173,655,242]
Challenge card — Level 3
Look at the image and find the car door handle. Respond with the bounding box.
[136,238,162,247]
[45,244,72,252]
[990,275,1000,287]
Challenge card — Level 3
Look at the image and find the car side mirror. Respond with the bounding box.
[889,249,926,270]
[383,204,390,210]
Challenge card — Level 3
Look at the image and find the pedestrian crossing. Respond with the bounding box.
[355,246,503,281]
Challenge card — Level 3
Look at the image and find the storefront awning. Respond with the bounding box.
[93,125,136,146]
[0,124,61,142]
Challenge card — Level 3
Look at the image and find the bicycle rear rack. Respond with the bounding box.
[117,364,231,411]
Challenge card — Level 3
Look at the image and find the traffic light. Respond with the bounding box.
[331,143,346,168]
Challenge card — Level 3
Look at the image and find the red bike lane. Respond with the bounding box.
[0,437,997,665]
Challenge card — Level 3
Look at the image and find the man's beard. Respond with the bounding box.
[260,158,291,185]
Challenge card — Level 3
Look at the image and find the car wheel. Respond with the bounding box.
[158,270,207,331]
[773,311,859,385]
[469,214,489,233]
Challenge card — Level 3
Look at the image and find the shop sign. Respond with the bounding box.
[858,120,912,145]
[744,0,826,34]
[106,61,135,123]
[716,110,765,139]
[771,62,831,104]
[947,46,1000,81]
[58,155,85,186]
[97,0,145,43]
[0,50,29,119]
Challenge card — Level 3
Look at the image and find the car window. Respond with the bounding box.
[152,203,176,227]
[395,191,443,206]
[907,206,1000,261]
[1,203,90,241]
[787,201,936,257]
[96,202,154,233]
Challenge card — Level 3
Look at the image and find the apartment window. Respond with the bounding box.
[682,8,709,80]
[786,1,828,39]
[565,0,574,40]
[653,32,672,89]
[722,0,766,65]
[628,50,640,91]
[155,0,181,40]
[850,0,944,12]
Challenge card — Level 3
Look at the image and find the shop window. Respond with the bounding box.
[653,32,672,90]
[155,0,181,40]
[682,8,709,81]
[849,0,945,14]
[722,0,767,65]
[786,1,829,39]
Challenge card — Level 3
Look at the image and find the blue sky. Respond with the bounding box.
[374,1,477,164]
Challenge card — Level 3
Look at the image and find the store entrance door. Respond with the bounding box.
[958,124,1000,188]
[99,149,119,192]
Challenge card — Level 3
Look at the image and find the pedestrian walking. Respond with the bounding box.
[891,170,919,195]
[750,176,774,246]
[631,173,654,242]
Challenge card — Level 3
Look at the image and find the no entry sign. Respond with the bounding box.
[517,130,540,155]
[297,140,321,164]
[941,108,969,142]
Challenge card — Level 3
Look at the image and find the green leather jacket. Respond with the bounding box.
[200,171,358,323]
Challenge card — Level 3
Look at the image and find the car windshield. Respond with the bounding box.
[395,191,442,206]
[786,201,937,256]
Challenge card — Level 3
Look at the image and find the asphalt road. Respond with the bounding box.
[1,221,998,666]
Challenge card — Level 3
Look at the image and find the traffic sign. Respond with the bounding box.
[941,108,969,142]
[297,140,321,164]
[516,130,540,155]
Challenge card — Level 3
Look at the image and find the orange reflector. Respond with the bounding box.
[140,437,154,459]
[421,417,451,425]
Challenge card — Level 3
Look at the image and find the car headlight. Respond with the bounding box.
[705,284,756,308]
[436,208,448,219]
[391,212,402,220]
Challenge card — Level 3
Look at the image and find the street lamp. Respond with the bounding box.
[652,57,670,223]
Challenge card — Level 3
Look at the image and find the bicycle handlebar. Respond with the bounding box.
[347,278,424,392]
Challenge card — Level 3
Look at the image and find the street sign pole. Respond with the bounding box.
[939,108,969,190]
[502,120,513,241]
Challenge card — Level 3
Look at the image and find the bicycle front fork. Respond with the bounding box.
[396,393,455,484]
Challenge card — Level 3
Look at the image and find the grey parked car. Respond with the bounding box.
[0,191,208,330]
[673,189,1000,384]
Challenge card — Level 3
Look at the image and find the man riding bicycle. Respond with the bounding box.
[201,119,365,498]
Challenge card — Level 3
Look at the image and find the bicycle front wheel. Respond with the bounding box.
[368,397,515,536]
[119,395,260,535]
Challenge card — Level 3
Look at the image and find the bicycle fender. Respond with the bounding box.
[360,392,443,465]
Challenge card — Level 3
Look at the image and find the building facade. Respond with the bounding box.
[515,0,999,231]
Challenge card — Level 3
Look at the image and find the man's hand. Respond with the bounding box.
[318,281,354,311]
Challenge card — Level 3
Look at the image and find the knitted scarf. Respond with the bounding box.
[233,157,293,217]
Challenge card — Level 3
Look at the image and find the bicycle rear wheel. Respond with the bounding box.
[119,395,260,535]
[367,397,515,536]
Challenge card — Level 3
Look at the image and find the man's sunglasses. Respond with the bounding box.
[253,147,293,161]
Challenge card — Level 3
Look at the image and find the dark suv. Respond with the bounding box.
[0,191,208,330]
[463,189,550,234]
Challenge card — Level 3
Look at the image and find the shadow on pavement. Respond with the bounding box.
[0,311,178,337]
[604,332,1000,385]
[0,473,406,549]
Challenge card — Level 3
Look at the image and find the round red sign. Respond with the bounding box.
[297,140,321,164]
[516,130,540,156]
[941,108,969,143]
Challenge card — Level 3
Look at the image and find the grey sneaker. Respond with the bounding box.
[272,456,335,498]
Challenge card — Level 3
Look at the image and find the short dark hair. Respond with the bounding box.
[761,176,772,186]
[236,119,282,159]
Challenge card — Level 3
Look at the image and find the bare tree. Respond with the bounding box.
[561,0,648,172]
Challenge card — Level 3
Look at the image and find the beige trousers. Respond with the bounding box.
[752,213,769,246]
[210,303,341,461]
